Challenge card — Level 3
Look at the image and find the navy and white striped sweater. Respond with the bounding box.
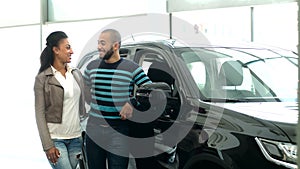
[83,58,151,124]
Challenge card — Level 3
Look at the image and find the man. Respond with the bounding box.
[83,29,152,169]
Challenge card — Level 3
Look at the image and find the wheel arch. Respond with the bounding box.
[181,148,238,169]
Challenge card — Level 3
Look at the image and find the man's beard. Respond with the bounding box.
[103,47,114,60]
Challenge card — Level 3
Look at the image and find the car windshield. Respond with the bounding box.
[175,47,298,102]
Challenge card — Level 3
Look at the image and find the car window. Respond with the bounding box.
[186,62,206,90]
[134,49,177,92]
[247,57,297,102]
[176,47,297,102]
[77,50,99,74]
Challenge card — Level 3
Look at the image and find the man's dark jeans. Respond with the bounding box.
[129,121,160,169]
[85,123,129,169]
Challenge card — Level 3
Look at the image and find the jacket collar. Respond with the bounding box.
[43,67,61,87]
[44,67,54,76]
[44,65,74,76]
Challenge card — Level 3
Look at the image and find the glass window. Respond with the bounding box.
[177,47,297,102]
[167,0,295,12]
[187,62,206,90]
[48,0,166,22]
[248,57,298,101]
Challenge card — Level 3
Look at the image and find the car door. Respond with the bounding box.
[131,47,182,168]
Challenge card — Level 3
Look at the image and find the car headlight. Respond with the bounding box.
[255,137,297,169]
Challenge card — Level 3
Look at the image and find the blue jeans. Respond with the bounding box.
[85,123,129,169]
[49,137,82,169]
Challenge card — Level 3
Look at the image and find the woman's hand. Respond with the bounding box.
[46,147,60,164]
[119,102,133,120]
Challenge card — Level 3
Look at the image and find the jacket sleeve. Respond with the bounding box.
[72,69,88,121]
[82,67,92,105]
[34,75,54,151]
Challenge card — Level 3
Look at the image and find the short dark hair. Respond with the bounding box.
[102,29,121,48]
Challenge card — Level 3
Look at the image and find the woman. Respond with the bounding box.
[34,31,86,169]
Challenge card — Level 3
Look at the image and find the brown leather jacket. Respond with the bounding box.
[34,66,87,151]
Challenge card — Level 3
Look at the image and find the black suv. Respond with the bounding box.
[77,40,298,169]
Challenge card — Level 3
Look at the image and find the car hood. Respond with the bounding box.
[221,102,298,124]
[208,101,298,142]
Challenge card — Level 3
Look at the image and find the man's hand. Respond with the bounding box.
[119,102,133,120]
[46,147,60,164]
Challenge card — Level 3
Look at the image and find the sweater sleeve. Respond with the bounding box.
[132,66,152,87]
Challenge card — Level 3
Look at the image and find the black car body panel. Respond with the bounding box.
[77,40,298,169]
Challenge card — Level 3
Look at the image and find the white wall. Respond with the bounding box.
[0,25,49,168]
[0,0,39,27]
[173,2,298,51]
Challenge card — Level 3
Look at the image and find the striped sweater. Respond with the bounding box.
[83,58,151,123]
